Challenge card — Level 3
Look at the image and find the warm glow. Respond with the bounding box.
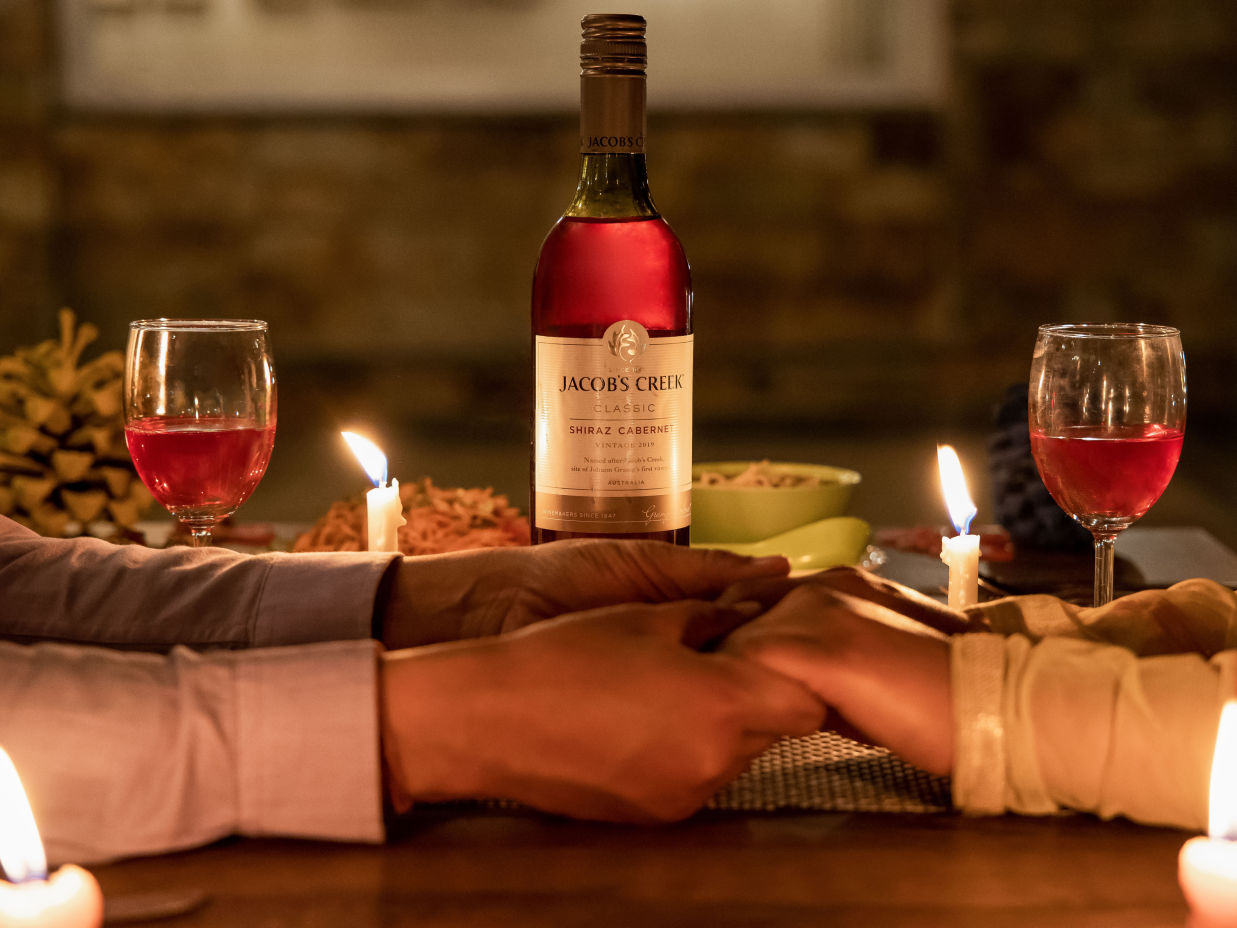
[1209,701,1237,840]
[937,444,977,535]
[341,431,387,488]
[0,746,48,884]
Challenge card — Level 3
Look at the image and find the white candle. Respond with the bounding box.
[365,478,403,553]
[0,748,103,928]
[1180,701,1237,927]
[937,444,979,610]
[341,432,406,553]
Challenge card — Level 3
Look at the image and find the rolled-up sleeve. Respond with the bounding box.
[952,580,1237,830]
[0,638,384,865]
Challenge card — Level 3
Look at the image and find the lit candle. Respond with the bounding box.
[1180,700,1237,927]
[341,431,405,553]
[937,444,979,610]
[0,747,103,928]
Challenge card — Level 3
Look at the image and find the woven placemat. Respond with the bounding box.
[707,731,952,814]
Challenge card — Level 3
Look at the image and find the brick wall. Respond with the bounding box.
[2,0,1234,443]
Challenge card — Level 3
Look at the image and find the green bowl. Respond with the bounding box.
[691,461,861,544]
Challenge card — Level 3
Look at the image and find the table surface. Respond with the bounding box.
[93,809,1193,927]
[91,527,1227,926]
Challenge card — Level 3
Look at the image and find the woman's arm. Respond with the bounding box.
[724,580,1237,830]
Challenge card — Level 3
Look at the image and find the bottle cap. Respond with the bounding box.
[580,13,646,76]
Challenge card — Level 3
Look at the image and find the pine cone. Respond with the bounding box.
[0,309,151,537]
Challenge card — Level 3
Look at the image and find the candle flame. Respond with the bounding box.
[0,746,48,883]
[1209,701,1237,840]
[341,431,388,488]
[937,444,977,536]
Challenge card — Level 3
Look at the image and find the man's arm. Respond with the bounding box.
[379,598,824,822]
[0,515,396,650]
[2,598,823,863]
[2,517,793,653]
[0,638,384,865]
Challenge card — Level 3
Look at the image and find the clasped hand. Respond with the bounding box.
[378,544,964,824]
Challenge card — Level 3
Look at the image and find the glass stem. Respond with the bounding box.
[187,526,213,548]
[1092,532,1117,607]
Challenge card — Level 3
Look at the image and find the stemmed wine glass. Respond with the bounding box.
[123,319,277,547]
[1028,323,1186,606]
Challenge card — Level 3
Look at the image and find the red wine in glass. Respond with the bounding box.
[125,416,275,523]
[124,319,277,547]
[1029,424,1184,524]
[1028,323,1186,606]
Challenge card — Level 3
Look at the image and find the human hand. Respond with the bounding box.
[379,598,824,822]
[376,539,791,649]
[722,583,954,776]
[717,565,980,637]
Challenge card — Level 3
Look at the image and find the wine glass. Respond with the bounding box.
[123,319,277,547]
[1028,323,1186,606]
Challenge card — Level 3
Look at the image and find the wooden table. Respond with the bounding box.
[90,526,1226,926]
[93,808,1192,927]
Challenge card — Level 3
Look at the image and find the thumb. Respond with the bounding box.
[652,599,764,651]
[628,542,790,599]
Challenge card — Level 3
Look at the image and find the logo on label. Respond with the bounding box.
[605,320,649,371]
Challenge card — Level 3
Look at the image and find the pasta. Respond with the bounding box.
[694,460,825,489]
[293,477,530,555]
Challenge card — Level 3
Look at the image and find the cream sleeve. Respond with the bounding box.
[0,638,385,865]
[952,579,1237,829]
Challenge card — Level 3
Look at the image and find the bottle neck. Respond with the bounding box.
[564,152,658,219]
[571,72,656,219]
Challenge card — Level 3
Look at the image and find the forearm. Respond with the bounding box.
[375,548,517,648]
[963,578,1237,656]
[0,638,385,864]
[0,516,396,649]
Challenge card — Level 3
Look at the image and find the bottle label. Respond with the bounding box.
[535,322,692,533]
[580,75,646,154]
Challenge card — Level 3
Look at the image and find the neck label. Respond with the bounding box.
[580,75,646,154]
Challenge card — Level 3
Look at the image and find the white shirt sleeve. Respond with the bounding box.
[0,515,398,649]
[0,638,385,865]
[952,579,1237,829]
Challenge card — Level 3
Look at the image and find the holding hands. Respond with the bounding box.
[378,550,966,824]
[721,573,956,777]
[377,538,793,648]
[379,596,824,822]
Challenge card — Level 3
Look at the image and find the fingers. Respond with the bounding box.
[680,600,764,650]
[715,576,801,610]
[725,657,827,737]
[720,566,976,637]
[539,598,827,738]
[564,538,791,599]
[590,597,763,651]
[807,567,972,635]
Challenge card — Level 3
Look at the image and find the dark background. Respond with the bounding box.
[2,0,1234,545]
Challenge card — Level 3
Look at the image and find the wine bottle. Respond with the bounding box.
[531,13,693,545]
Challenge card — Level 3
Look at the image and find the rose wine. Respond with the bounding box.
[125,416,275,522]
[531,14,692,545]
[1029,423,1184,524]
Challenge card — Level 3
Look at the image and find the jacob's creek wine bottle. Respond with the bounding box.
[531,13,692,545]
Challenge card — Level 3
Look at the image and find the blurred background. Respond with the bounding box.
[2,0,1234,545]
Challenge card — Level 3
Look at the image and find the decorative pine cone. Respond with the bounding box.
[0,309,152,537]
[987,383,1091,552]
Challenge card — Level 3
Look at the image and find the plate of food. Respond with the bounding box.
[691,460,870,571]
